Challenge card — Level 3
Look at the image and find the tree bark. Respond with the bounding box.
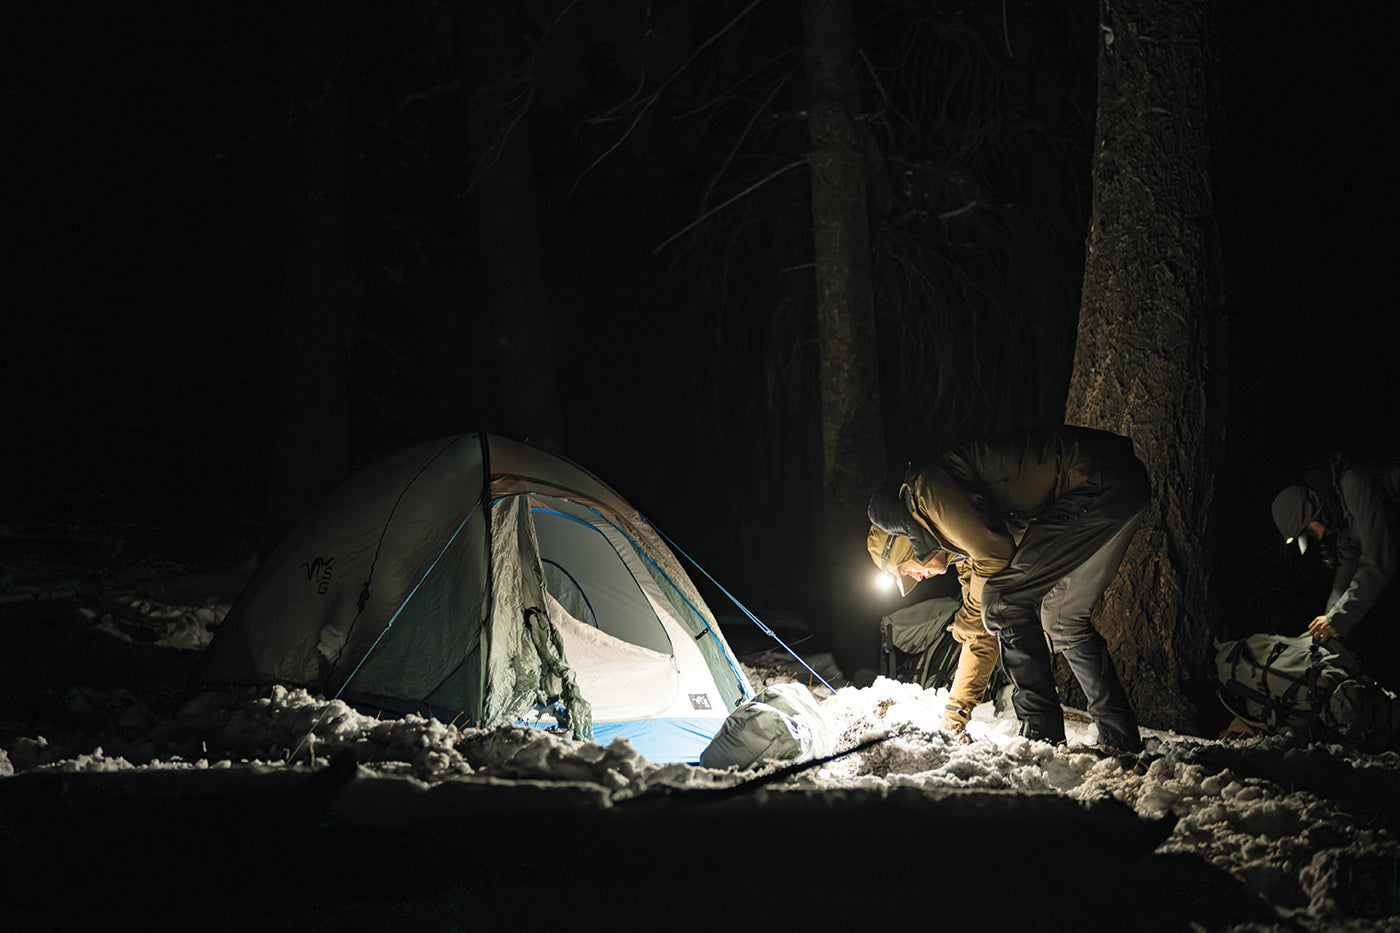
[1065,0,1223,733]
[266,0,352,535]
[803,0,886,677]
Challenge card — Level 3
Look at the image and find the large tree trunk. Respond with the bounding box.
[461,0,565,451]
[266,0,352,535]
[1065,0,1223,733]
[803,0,886,678]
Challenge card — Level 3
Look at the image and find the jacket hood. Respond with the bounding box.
[868,479,939,561]
[868,479,909,533]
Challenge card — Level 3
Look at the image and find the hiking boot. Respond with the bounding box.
[1093,720,1145,755]
[1018,714,1067,745]
[1062,637,1142,752]
[1068,740,1156,772]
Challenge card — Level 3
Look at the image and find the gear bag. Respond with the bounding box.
[880,596,1010,699]
[1214,633,1400,745]
[698,682,834,770]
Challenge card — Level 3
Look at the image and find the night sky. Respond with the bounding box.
[6,3,1396,640]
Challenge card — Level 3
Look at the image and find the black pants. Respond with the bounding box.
[981,460,1150,744]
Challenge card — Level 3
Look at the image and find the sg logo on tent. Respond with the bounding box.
[300,556,335,595]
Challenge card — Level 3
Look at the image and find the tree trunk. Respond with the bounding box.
[461,0,565,452]
[266,0,352,535]
[1065,0,1223,733]
[803,0,886,678]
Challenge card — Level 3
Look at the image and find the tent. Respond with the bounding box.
[201,433,754,763]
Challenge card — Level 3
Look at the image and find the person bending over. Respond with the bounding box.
[868,425,1150,751]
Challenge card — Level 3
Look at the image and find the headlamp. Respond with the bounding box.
[875,569,907,596]
[875,533,907,596]
[1284,499,1321,556]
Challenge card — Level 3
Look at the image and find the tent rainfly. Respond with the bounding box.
[201,433,754,763]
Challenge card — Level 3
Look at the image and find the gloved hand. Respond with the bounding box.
[940,703,973,743]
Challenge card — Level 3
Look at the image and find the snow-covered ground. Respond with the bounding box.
[1,584,1398,931]
[3,651,1398,927]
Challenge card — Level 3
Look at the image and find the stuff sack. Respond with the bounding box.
[1321,678,1400,745]
[1215,633,1399,745]
[699,682,834,770]
[880,597,962,688]
[880,596,1009,704]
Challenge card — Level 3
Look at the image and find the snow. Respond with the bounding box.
[2,595,1399,930]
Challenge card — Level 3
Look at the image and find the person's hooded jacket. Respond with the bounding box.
[1272,450,1400,637]
[868,425,1139,640]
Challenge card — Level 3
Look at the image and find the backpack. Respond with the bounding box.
[1214,633,1400,746]
[879,596,1009,699]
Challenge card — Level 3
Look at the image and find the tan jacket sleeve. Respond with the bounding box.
[908,466,1016,641]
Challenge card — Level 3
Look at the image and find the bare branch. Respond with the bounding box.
[567,0,769,196]
[700,69,794,211]
[652,157,808,254]
[466,0,585,189]
[937,199,984,221]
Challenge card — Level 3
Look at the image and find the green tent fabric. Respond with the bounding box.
[202,433,753,763]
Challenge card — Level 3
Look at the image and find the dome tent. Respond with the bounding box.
[202,433,754,763]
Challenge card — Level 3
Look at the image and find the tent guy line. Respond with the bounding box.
[645,515,836,693]
[227,431,831,768]
[288,434,475,763]
[201,433,756,764]
[288,500,486,763]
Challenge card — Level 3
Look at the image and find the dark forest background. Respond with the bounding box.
[6,2,1396,679]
